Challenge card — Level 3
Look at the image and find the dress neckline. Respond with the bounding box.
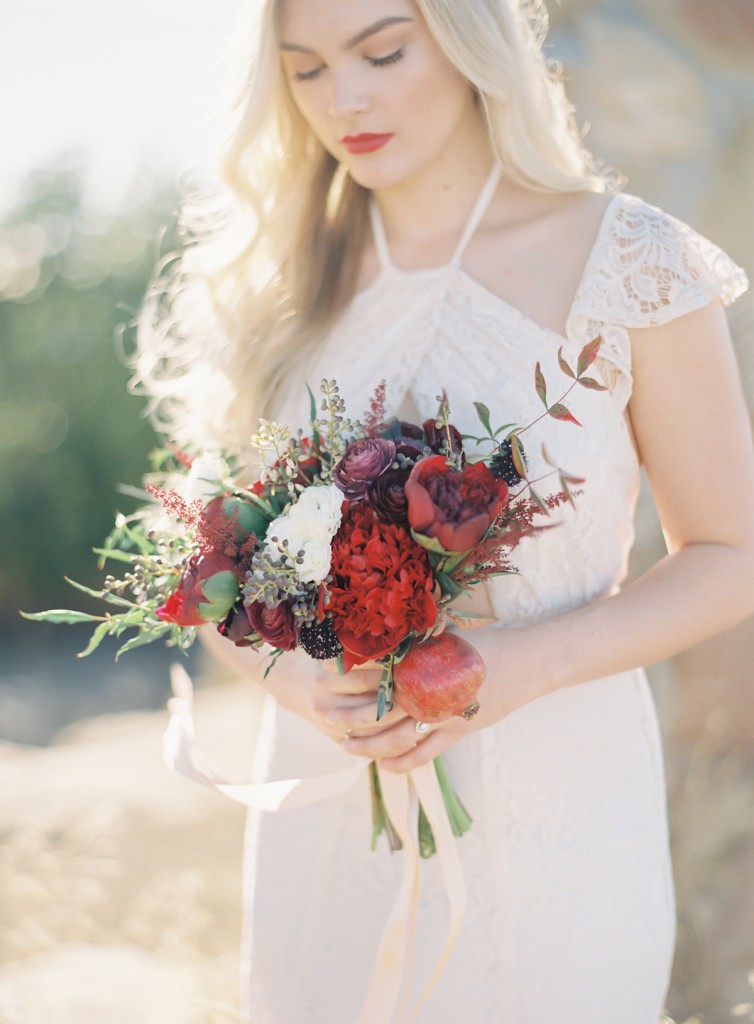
[361,186,623,345]
[368,163,504,272]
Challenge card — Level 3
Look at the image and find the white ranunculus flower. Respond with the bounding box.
[182,455,230,503]
[287,483,344,531]
[265,484,344,584]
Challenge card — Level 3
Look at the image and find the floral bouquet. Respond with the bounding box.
[24,338,605,855]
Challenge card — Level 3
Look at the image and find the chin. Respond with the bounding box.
[342,158,414,193]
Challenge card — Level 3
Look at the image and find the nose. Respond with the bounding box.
[327,68,370,119]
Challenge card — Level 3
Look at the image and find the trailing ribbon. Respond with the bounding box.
[163,663,466,1024]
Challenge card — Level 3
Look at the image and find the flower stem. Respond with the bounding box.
[434,756,472,837]
[369,762,402,852]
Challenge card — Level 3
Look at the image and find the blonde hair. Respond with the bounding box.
[133,0,609,459]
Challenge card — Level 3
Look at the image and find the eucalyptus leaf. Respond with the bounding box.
[65,577,136,608]
[20,609,106,625]
[116,626,171,659]
[77,620,115,658]
[92,547,138,565]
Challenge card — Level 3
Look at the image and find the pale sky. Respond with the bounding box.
[1,0,246,211]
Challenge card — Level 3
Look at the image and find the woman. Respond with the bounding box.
[136,0,754,1021]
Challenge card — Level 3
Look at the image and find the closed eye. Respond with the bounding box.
[369,48,404,67]
[293,65,324,82]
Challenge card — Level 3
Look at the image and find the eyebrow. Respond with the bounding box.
[279,16,414,54]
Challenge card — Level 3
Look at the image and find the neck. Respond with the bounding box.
[370,120,497,258]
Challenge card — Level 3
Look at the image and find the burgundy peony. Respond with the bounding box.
[156,550,240,626]
[405,455,508,552]
[333,438,396,500]
[245,600,298,651]
[328,504,437,666]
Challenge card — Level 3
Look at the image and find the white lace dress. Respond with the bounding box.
[240,172,748,1024]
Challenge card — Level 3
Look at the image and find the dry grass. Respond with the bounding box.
[0,671,752,1023]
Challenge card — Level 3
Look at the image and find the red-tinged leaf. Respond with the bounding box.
[540,442,556,468]
[559,470,586,485]
[510,434,528,479]
[557,347,575,379]
[548,403,581,426]
[529,488,549,515]
[559,474,576,508]
[534,362,548,409]
[577,336,603,377]
[577,376,608,392]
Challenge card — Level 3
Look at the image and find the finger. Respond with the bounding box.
[312,693,376,725]
[319,669,383,696]
[377,727,451,773]
[328,700,408,734]
[320,657,383,676]
[343,716,425,762]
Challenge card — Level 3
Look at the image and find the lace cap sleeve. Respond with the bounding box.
[566,194,749,409]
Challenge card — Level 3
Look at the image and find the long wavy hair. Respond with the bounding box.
[133,0,610,459]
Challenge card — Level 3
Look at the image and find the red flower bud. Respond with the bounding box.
[156,550,239,626]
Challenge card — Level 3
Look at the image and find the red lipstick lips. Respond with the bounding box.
[341,133,393,154]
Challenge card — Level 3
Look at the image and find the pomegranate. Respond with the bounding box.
[393,633,484,723]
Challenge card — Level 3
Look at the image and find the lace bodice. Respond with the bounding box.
[276,175,748,627]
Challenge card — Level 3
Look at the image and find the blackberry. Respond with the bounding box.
[299,617,343,660]
[489,437,528,486]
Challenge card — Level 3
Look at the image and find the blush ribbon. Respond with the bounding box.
[163,663,467,1024]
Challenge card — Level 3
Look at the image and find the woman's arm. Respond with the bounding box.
[339,299,754,770]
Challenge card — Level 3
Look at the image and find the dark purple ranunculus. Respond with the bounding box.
[333,438,396,500]
[367,438,425,524]
[422,418,465,464]
[246,599,298,651]
[399,421,425,441]
[367,467,409,524]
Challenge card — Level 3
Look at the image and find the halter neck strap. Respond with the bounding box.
[368,163,503,272]
[450,162,503,265]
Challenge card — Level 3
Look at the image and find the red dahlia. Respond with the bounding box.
[328,504,437,667]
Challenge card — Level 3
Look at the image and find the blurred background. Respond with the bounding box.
[1,1,753,1021]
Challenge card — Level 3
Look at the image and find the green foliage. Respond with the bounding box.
[0,163,178,626]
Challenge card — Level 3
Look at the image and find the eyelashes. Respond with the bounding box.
[369,47,405,68]
[292,47,406,83]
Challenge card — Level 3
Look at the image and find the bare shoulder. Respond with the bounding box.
[469,187,616,336]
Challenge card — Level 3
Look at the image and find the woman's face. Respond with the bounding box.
[277,0,485,192]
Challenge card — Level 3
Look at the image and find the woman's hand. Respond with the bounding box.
[336,625,553,773]
[276,656,413,746]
